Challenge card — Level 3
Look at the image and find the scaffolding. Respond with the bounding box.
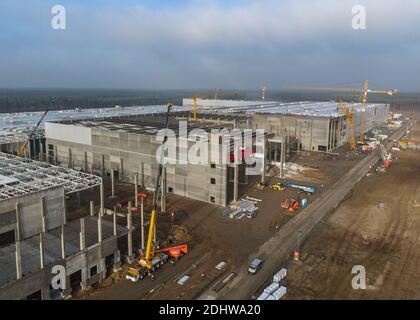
[0,152,102,200]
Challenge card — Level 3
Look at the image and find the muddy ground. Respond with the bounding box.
[72,119,408,300]
[286,113,420,299]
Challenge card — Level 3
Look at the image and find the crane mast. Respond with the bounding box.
[140,103,172,270]
[18,110,49,157]
[289,80,397,142]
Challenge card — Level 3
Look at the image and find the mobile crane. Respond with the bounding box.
[125,103,188,282]
[18,110,49,157]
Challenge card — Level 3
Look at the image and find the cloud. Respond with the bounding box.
[0,0,419,90]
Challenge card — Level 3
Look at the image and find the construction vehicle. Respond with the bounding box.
[377,143,392,169]
[256,181,268,190]
[18,110,49,157]
[126,103,186,282]
[282,182,316,195]
[156,244,188,261]
[281,199,300,212]
[338,99,356,150]
[289,80,397,142]
[270,182,286,191]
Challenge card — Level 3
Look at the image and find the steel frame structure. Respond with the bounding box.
[0,152,102,200]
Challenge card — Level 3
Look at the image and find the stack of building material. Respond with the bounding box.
[273,268,287,283]
[271,286,287,300]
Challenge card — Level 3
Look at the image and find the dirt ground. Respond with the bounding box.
[71,119,406,300]
[73,136,365,299]
[286,113,420,299]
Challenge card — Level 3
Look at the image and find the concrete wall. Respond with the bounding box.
[250,114,345,152]
[0,186,65,240]
[183,98,275,109]
[46,125,230,206]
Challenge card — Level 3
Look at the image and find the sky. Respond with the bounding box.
[0,0,419,91]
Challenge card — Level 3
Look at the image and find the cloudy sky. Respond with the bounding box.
[0,0,419,91]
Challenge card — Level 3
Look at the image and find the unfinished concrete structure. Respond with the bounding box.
[184,99,390,152]
[45,116,259,206]
[0,154,129,300]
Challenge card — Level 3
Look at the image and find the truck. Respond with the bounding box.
[126,252,169,281]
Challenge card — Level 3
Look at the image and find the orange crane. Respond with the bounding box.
[338,99,356,150]
[289,80,397,141]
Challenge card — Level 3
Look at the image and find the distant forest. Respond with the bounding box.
[0,89,419,113]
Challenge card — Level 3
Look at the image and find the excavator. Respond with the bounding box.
[125,103,188,282]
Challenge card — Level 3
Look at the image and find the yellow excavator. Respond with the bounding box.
[126,103,177,282]
[18,110,49,157]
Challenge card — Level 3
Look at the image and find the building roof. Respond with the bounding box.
[0,153,102,200]
[195,100,388,118]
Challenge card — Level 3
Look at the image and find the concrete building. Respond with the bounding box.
[45,116,259,207]
[184,99,390,152]
[0,153,127,300]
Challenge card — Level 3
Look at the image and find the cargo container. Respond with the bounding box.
[263,282,280,295]
[273,268,288,283]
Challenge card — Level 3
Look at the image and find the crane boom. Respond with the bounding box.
[141,103,172,270]
[18,110,49,157]
[288,80,397,142]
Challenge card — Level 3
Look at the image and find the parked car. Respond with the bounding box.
[248,258,264,274]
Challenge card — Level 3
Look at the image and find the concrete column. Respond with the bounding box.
[39,139,43,161]
[63,191,67,225]
[84,151,88,172]
[61,225,66,259]
[127,201,133,261]
[15,203,22,280]
[101,154,105,176]
[280,140,285,178]
[141,197,145,251]
[119,158,124,181]
[90,201,95,217]
[68,148,72,168]
[113,207,117,236]
[141,163,144,187]
[134,173,139,208]
[80,218,86,251]
[98,213,102,243]
[39,232,45,269]
[161,167,166,213]
[298,123,302,153]
[40,197,45,269]
[110,169,116,198]
[100,180,104,216]
[81,265,89,291]
[99,257,106,281]
[261,136,266,183]
[54,145,58,164]
[233,164,239,203]
[113,250,122,272]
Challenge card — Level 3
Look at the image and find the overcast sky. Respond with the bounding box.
[0,0,419,91]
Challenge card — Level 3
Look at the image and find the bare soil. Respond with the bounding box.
[286,113,420,299]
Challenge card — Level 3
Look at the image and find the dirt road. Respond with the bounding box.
[207,123,409,300]
[287,121,420,299]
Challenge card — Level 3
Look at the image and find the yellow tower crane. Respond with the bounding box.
[289,80,397,141]
[338,99,356,150]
